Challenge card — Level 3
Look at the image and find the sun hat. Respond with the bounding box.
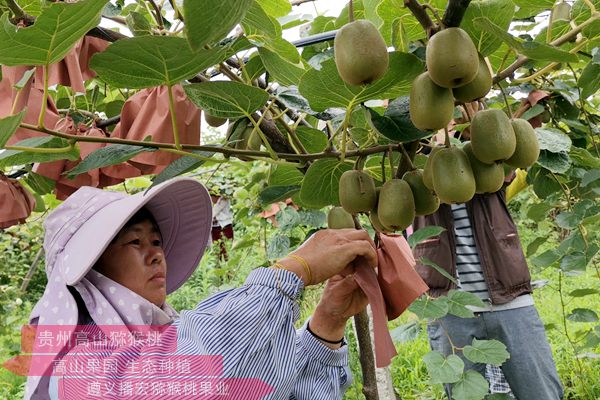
[43,176,212,293]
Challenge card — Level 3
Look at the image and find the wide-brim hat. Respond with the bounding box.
[43,177,212,294]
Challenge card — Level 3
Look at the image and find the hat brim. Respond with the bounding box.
[57,178,212,294]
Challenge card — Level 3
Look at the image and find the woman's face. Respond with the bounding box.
[94,219,167,307]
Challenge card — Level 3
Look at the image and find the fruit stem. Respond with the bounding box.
[166,84,182,150]
[444,127,451,148]
[348,0,354,22]
[399,143,416,171]
[381,151,387,183]
[37,64,49,129]
[496,84,514,119]
[422,4,444,28]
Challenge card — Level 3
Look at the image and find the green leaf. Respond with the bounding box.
[452,370,489,400]
[298,52,424,112]
[14,68,35,89]
[0,137,79,167]
[526,202,554,222]
[0,0,107,66]
[151,150,216,188]
[276,206,300,231]
[555,211,581,229]
[269,165,303,186]
[295,126,328,154]
[520,103,544,121]
[0,110,26,148]
[258,47,305,87]
[367,98,431,143]
[23,171,56,195]
[297,210,327,228]
[420,257,458,285]
[530,249,561,268]
[535,128,572,153]
[298,159,352,208]
[570,147,600,169]
[463,338,510,366]
[537,150,571,174]
[447,290,487,318]
[569,288,600,297]
[408,296,450,319]
[184,0,254,50]
[423,351,464,384]
[408,226,446,248]
[578,62,600,99]
[461,0,515,56]
[581,169,600,187]
[567,308,599,323]
[266,233,290,259]
[390,320,421,343]
[472,17,579,62]
[258,185,300,205]
[526,236,547,257]
[242,1,282,38]
[64,143,154,179]
[184,82,269,119]
[513,0,554,18]
[257,0,291,17]
[126,11,153,37]
[560,252,588,274]
[90,36,226,89]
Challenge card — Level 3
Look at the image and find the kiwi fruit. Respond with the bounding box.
[463,142,505,194]
[327,206,355,229]
[426,28,479,88]
[204,113,227,128]
[423,146,443,190]
[452,54,492,103]
[505,119,540,168]
[409,72,455,131]
[339,170,377,214]
[470,109,516,164]
[377,179,416,231]
[402,169,440,216]
[334,20,389,86]
[370,208,392,233]
[431,146,476,204]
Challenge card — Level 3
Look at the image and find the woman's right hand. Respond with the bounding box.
[277,229,377,285]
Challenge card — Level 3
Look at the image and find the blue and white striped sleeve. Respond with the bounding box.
[174,267,351,399]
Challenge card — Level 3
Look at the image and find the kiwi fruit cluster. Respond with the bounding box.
[423,110,540,204]
[330,169,439,233]
[409,28,493,131]
[334,19,389,86]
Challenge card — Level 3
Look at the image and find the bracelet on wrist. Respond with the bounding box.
[306,321,345,345]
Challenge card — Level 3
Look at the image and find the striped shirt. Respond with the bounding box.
[50,268,351,399]
[451,203,491,301]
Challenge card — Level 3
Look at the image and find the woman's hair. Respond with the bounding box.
[109,207,161,244]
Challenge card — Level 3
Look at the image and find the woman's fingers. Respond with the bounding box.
[340,240,378,268]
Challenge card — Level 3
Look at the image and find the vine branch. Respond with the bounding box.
[404,0,437,37]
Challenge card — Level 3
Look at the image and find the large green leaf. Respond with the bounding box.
[0,110,25,148]
[447,290,487,318]
[512,0,554,18]
[567,308,599,322]
[535,128,572,153]
[299,159,352,208]
[258,185,300,205]
[537,150,571,174]
[423,351,464,384]
[269,165,304,186]
[0,137,79,167]
[298,52,424,112]
[452,370,489,400]
[461,0,515,56]
[463,339,510,366]
[408,296,450,319]
[183,81,270,119]
[295,126,328,154]
[390,320,421,343]
[0,0,107,66]
[64,143,155,179]
[258,47,305,87]
[90,37,226,89]
[419,257,458,285]
[184,0,254,50]
[257,0,291,17]
[578,62,600,99]
[473,17,579,62]
[242,1,282,38]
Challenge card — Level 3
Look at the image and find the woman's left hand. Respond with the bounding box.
[308,267,368,348]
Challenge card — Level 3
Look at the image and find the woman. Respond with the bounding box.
[25,177,377,399]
